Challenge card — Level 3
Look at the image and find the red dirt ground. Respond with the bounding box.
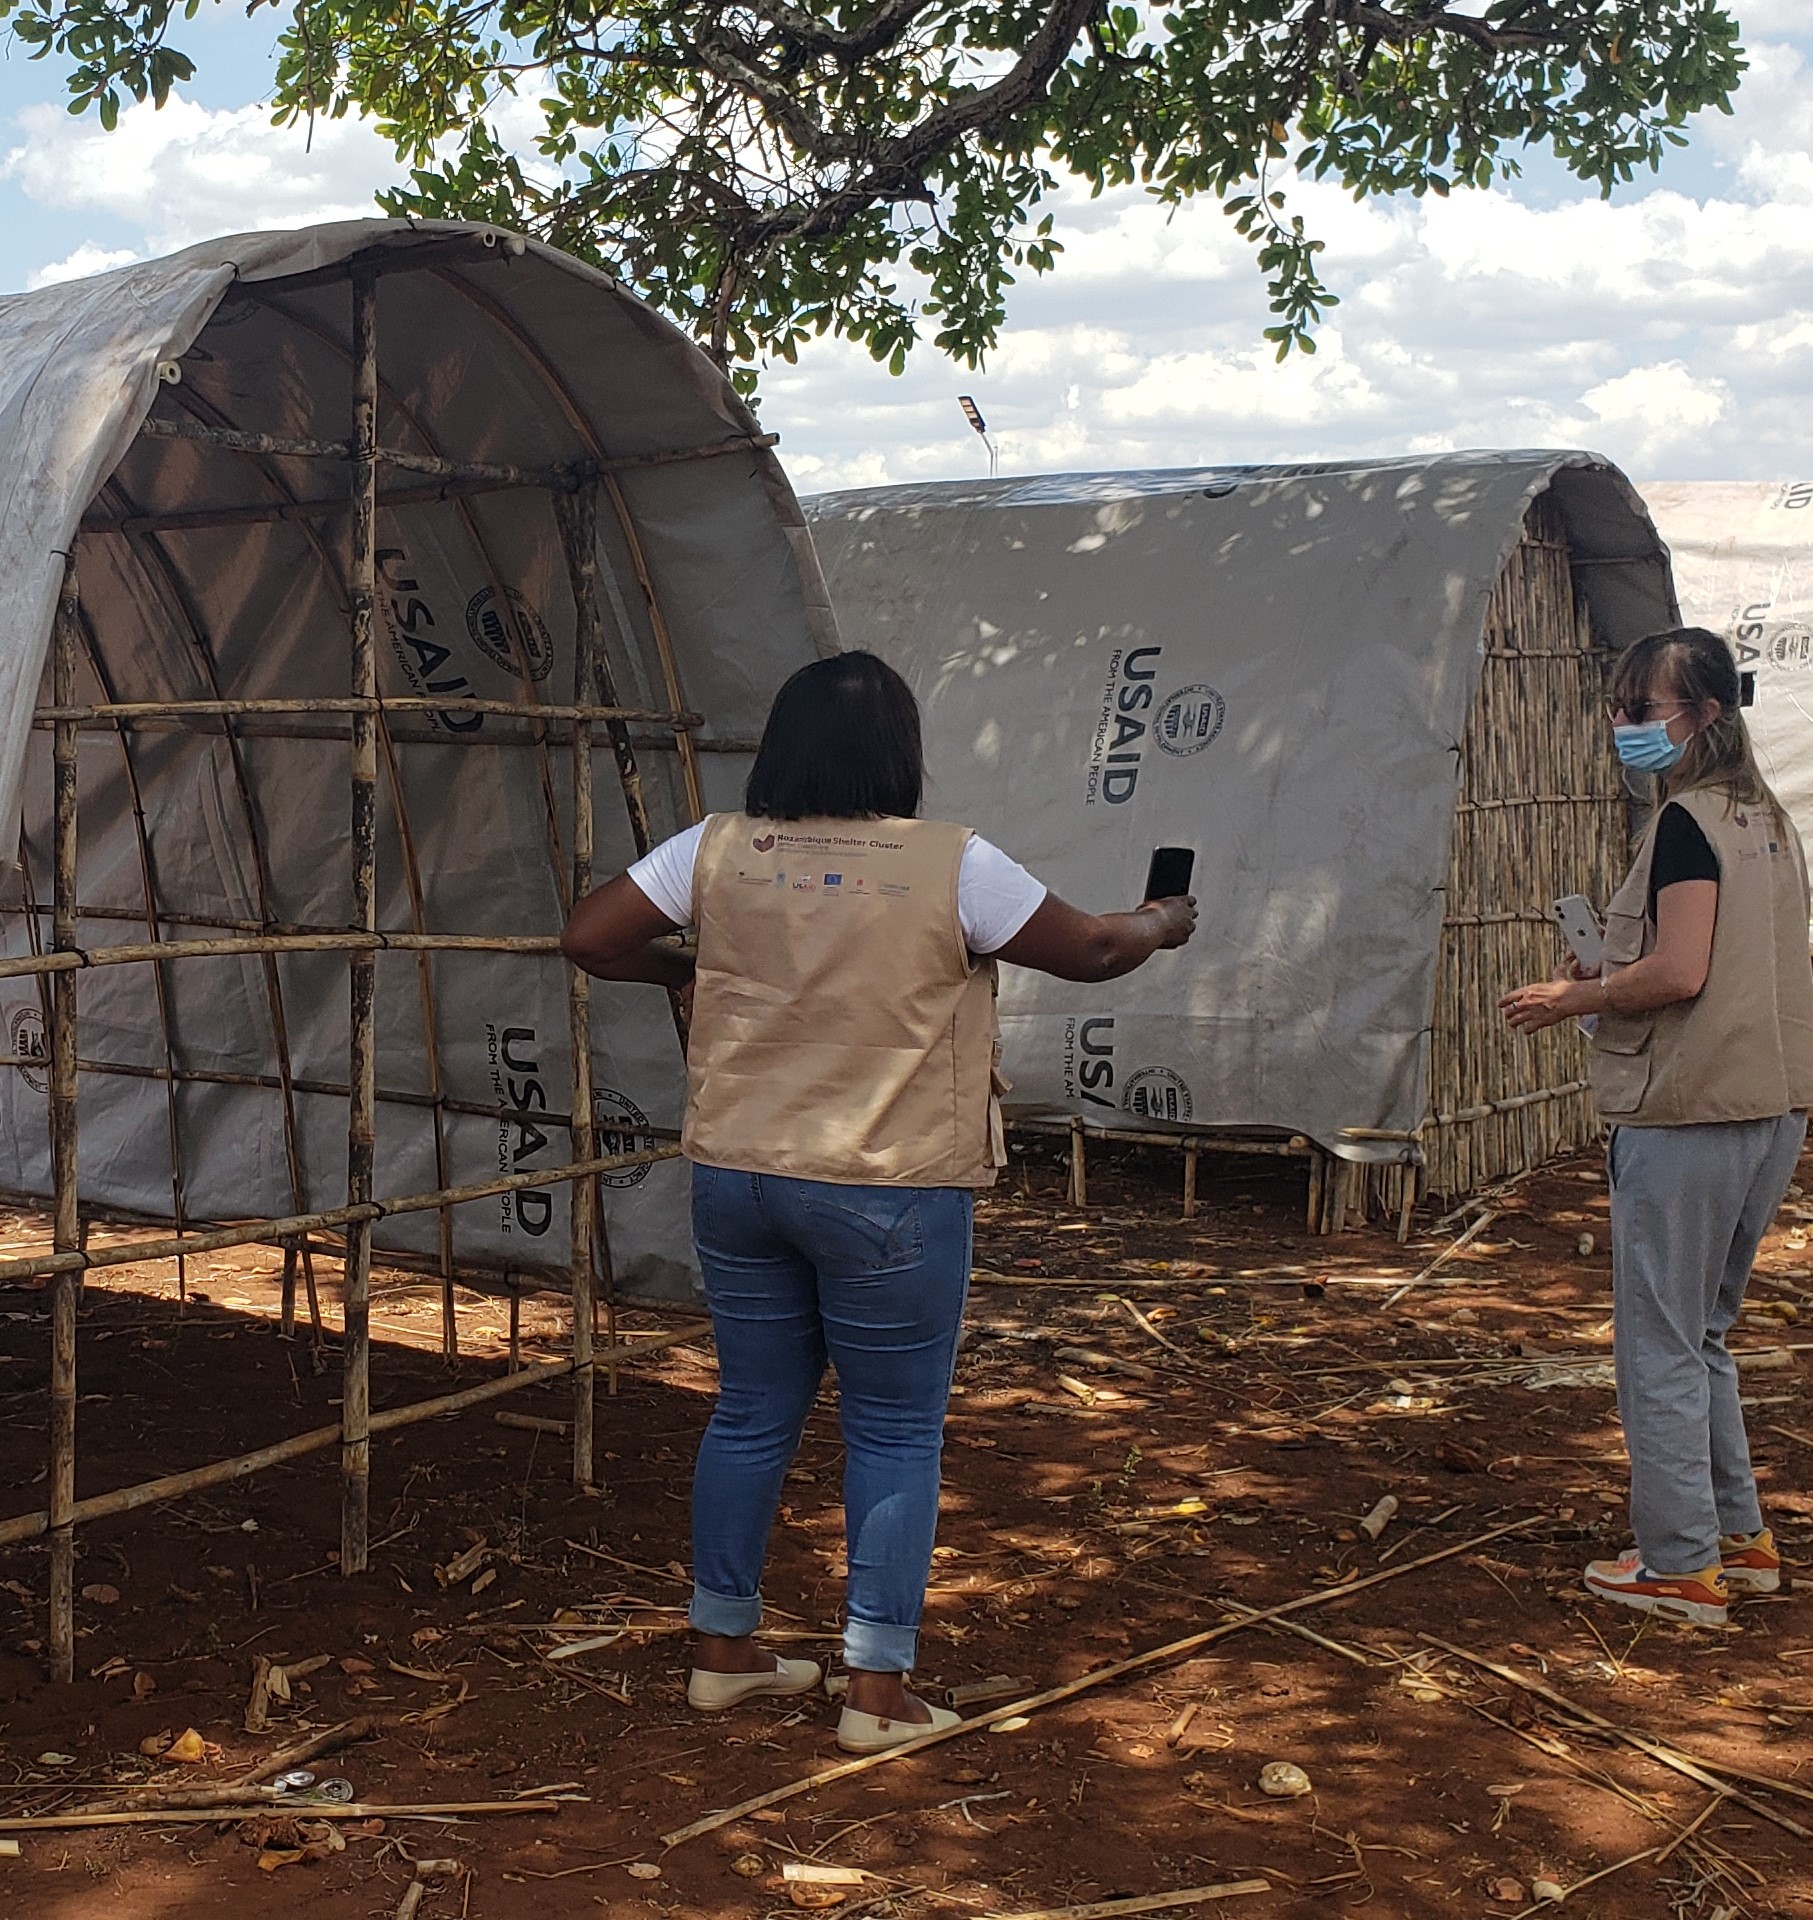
[4,1138,1813,1919]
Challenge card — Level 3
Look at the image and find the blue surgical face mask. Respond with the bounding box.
[1613,719,1686,773]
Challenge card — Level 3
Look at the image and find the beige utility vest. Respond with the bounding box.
[1591,785,1813,1126]
[682,813,1005,1187]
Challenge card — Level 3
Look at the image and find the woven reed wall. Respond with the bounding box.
[1421,491,1632,1198]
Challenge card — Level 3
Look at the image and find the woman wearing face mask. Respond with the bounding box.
[1502,627,1813,1628]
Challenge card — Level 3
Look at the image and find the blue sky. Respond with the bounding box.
[3,6,1809,488]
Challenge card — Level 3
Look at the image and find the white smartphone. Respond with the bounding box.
[1552,894,1604,973]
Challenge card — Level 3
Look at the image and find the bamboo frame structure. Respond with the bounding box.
[2,253,713,1677]
[1422,497,1629,1198]
[1018,496,1632,1237]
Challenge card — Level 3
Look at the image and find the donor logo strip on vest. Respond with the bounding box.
[738,826,912,897]
[1086,647,1225,803]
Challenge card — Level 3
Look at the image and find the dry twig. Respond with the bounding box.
[662,1516,1537,1847]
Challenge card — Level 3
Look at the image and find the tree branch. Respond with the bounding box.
[740,0,943,60]
[761,0,1103,243]
[1337,3,1565,53]
[691,23,851,160]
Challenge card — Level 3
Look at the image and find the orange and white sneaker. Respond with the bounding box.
[1583,1550,1729,1627]
[1719,1527,1781,1594]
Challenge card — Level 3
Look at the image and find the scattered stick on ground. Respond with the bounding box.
[1383,1209,1499,1309]
[661,1516,1537,1848]
[1511,1846,1658,1918]
[1652,1790,1730,1866]
[1420,1637,1813,1840]
[975,1880,1272,1920]
[0,1799,559,1834]
[67,1716,388,1816]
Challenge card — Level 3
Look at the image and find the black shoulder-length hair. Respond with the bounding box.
[744,651,924,821]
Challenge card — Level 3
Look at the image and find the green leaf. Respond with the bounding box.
[13,0,1743,392]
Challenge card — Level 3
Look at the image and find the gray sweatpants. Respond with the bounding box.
[1610,1112,1807,1574]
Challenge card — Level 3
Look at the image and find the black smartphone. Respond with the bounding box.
[1143,846,1195,902]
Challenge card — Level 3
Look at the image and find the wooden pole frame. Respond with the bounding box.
[559,482,600,1487]
[340,263,380,1578]
[6,247,727,1678]
[47,557,82,1684]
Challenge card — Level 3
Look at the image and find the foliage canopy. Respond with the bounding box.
[2,1,1745,385]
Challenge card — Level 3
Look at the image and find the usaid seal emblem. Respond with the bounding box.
[1154,685,1225,756]
[465,587,555,682]
[1122,1067,1192,1122]
[593,1087,662,1188]
[8,1006,47,1094]
[1767,624,1813,671]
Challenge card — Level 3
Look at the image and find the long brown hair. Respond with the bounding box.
[1610,627,1781,818]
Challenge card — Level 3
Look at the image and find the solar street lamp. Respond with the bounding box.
[958,395,998,478]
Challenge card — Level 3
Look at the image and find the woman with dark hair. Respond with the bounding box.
[562,651,1195,1750]
[1503,627,1813,1628]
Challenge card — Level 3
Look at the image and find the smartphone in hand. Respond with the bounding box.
[1552,894,1604,973]
[1144,846,1195,903]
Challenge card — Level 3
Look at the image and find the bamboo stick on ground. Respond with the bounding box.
[1420,1636,1813,1837]
[0,1799,558,1833]
[974,1881,1272,1920]
[1511,1847,1658,1918]
[661,1516,1537,1847]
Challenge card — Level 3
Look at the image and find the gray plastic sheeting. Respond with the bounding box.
[1643,481,1813,851]
[0,221,835,1300]
[806,453,1674,1163]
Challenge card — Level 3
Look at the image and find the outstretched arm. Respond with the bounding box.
[992,893,1197,983]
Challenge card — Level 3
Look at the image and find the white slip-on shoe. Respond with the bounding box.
[835,1697,961,1754]
[687,1656,823,1712]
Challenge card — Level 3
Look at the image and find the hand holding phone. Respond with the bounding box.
[1552,894,1604,975]
[1144,846,1195,903]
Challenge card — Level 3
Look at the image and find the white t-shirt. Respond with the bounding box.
[627,821,1048,955]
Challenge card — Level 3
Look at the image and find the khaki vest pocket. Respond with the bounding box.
[1589,1012,1653,1117]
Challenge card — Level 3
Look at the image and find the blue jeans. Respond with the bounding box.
[687,1163,972,1674]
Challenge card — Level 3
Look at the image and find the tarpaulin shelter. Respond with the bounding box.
[1642,481,1813,845]
[0,219,833,1676]
[806,454,1676,1222]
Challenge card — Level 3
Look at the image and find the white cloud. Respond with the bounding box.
[2,95,395,261]
[1582,362,1731,468]
[766,21,1813,494]
[27,243,138,289]
[3,23,1810,490]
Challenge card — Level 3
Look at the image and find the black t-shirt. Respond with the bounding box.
[1649,802,1720,916]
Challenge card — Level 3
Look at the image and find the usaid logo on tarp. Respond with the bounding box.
[1085,646,1159,805]
[1769,626,1813,671]
[1154,685,1225,756]
[1061,1016,1194,1121]
[1123,1067,1193,1122]
[488,1023,554,1237]
[466,587,555,682]
[1731,604,1813,673]
[594,1087,661,1189]
[1085,647,1226,801]
[8,1006,47,1095]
